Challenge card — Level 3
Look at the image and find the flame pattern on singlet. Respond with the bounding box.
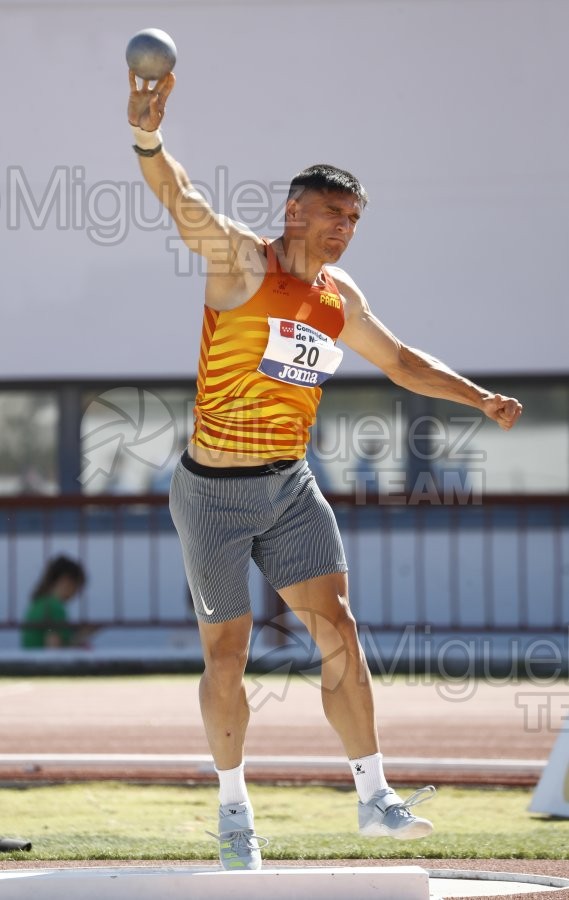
[191,242,345,459]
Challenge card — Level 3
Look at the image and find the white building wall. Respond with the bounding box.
[1,0,568,379]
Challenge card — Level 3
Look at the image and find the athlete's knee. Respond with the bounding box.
[201,627,250,683]
[315,596,361,658]
[206,645,249,677]
[334,606,362,657]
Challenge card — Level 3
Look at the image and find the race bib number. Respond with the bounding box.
[258,318,343,387]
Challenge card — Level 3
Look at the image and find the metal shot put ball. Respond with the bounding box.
[126,28,177,81]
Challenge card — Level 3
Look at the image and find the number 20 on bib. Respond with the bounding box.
[258,318,343,387]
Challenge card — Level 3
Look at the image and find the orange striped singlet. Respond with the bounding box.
[191,241,345,459]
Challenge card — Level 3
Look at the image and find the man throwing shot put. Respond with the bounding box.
[128,69,522,870]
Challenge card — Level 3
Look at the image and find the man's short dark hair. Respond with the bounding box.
[288,164,368,206]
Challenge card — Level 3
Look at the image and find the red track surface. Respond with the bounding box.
[0,675,565,781]
[1,675,568,899]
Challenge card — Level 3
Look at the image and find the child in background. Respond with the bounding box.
[21,556,91,649]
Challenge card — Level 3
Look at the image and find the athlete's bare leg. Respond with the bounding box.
[279,572,379,758]
[197,612,253,769]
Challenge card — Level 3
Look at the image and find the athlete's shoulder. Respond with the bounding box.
[323,266,365,306]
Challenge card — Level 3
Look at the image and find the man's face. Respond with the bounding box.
[286,189,363,264]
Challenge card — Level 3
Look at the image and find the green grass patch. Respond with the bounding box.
[1,783,568,861]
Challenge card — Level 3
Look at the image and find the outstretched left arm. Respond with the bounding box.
[334,269,522,431]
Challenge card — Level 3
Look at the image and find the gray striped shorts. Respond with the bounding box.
[169,454,348,624]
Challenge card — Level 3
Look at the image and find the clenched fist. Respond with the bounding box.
[481,394,523,430]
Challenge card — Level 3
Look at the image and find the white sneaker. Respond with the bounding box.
[206,801,268,870]
[358,785,436,840]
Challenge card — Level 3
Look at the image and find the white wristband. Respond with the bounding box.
[130,125,163,150]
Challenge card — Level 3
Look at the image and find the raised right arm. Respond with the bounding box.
[127,70,262,267]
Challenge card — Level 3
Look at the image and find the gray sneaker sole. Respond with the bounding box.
[359,818,433,840]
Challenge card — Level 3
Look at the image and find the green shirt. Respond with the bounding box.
[21,595,72,649]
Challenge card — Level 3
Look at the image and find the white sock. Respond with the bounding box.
[349,752,389,803]
[215,762,250,806]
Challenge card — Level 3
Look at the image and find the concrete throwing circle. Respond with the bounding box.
[427,868,569,897]
[0,865,568,899]
[0,866,428,899]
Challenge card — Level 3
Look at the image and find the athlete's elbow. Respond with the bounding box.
[383,345,420,388]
